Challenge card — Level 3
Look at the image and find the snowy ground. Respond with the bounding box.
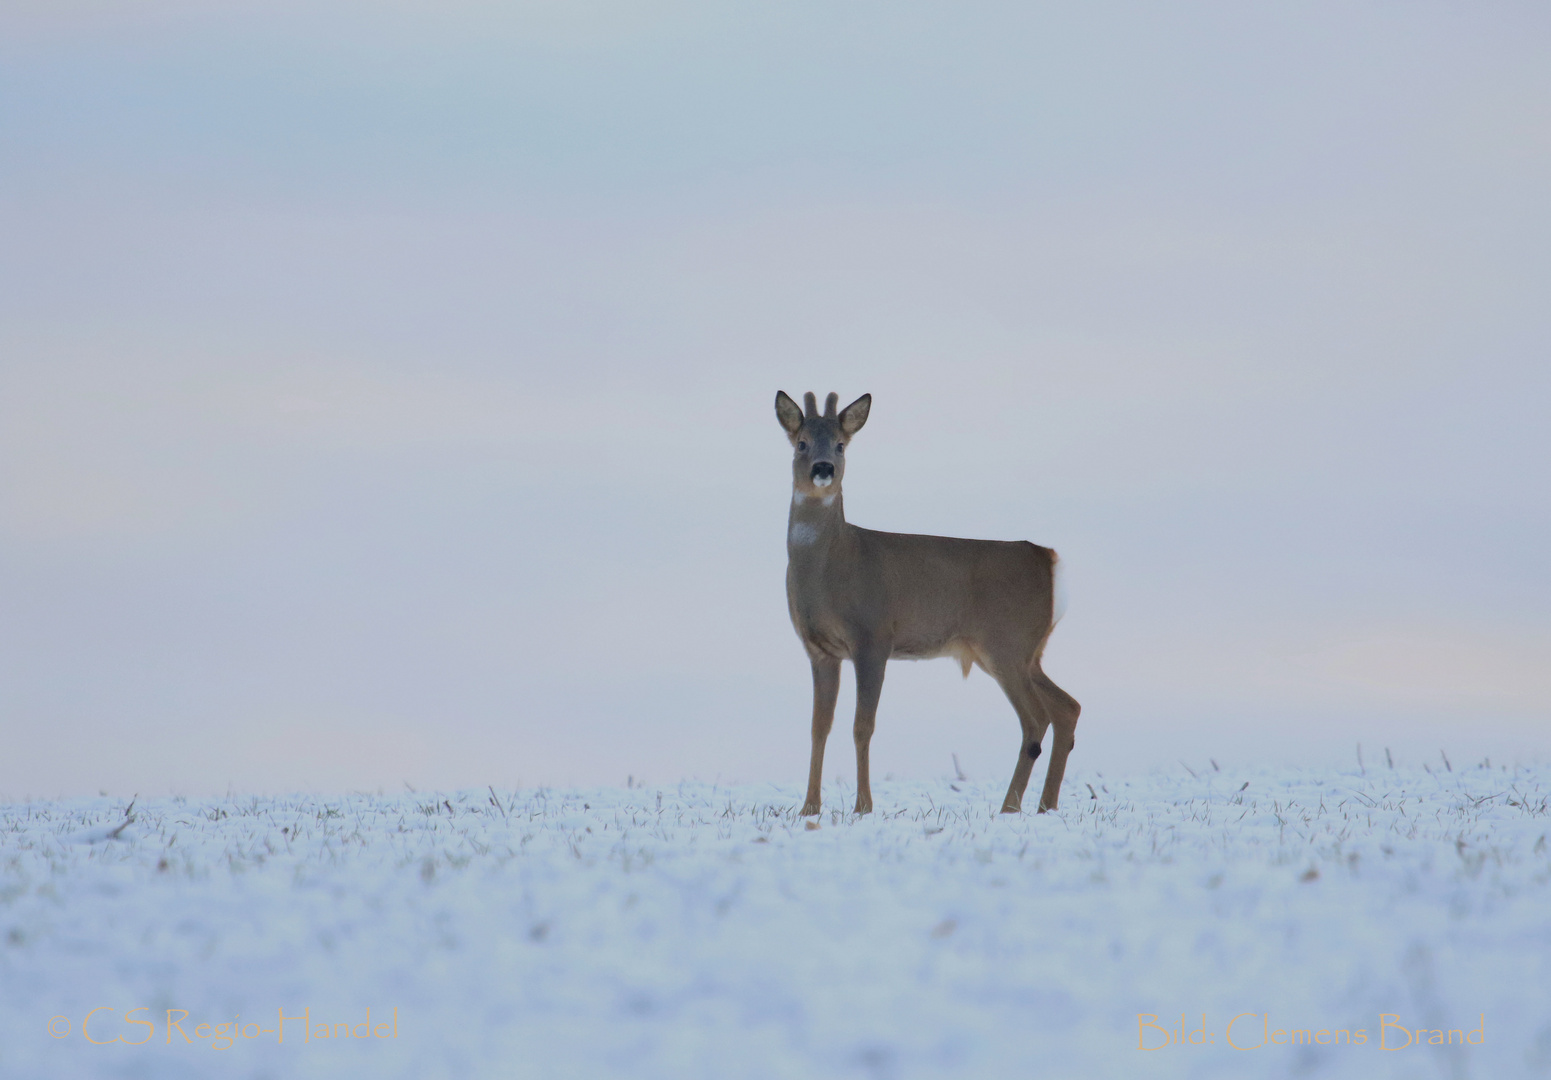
[2,764,1549,1080]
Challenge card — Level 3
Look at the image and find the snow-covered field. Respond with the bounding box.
[3,764,1548,1080]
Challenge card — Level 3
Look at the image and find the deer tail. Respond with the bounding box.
[1049,548,1067,627]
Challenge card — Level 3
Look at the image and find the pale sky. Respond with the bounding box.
[2,2,1548,797]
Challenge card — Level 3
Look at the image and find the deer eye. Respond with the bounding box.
[836,443,844,452]
[797,441,808,452]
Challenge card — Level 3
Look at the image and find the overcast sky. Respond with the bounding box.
[2,1,1548,798]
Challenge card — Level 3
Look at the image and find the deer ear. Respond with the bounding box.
[838,393,871,436]
[775,391,804,436]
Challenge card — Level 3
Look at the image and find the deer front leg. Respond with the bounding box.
[801,655,841,816]
[851,646,888,815]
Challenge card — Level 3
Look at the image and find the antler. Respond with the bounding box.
[803,392,819,418]
[823,392,838,419]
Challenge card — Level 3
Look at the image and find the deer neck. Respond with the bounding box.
[787,488,846,555]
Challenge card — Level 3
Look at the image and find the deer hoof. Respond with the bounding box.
[800,801,821,817]
[1000,801,1022,814]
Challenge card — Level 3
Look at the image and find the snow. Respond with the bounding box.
[2,766,1549,1079]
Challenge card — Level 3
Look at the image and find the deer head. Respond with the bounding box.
[774,390,871,499]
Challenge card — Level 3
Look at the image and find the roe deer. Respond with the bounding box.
[776,390,1079,816]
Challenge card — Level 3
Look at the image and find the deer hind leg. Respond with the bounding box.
[801,655,841,816]
[991,666,1052,814]
[850,647,888,815]
[1032,668,1080,812]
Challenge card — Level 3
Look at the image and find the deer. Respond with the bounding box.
[776,390,1080,817]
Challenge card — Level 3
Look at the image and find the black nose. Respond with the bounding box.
[811,462,835,481]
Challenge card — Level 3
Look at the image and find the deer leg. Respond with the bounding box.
[801,655,841,816]
[1033,670,1080,812]
[851,647,888,815]
[994,670,1051,814]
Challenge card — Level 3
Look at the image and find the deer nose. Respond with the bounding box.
[810,462,835,485]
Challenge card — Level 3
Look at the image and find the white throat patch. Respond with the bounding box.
[788,522,819,546]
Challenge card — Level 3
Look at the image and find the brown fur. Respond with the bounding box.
[776,390,1080,815]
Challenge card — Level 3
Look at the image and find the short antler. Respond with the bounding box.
[803,392,819,419]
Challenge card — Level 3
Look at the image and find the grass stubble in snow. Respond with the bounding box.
[2,764,1549,1079]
